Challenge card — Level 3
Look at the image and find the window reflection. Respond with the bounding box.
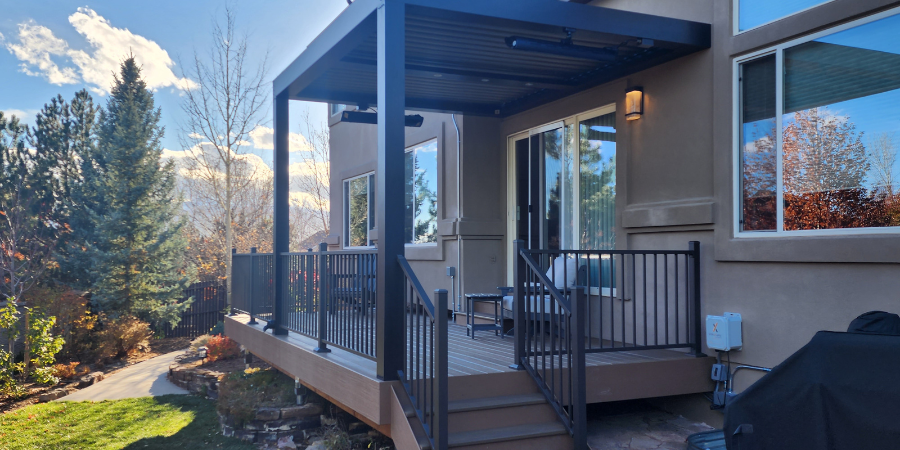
[579,113,616,250]
[782,15,900,230]
[405,139,438,244]
[741,55,777,231]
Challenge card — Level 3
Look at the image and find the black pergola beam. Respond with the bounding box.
[273,0,379,98]
[337,57,576,90]
[375,0,406,382]
[294,88,500,117]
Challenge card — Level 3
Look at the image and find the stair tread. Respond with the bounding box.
[448,393,546,413]
[448,422,568,447]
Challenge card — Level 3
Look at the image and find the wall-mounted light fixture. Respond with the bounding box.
[625,86,644,121]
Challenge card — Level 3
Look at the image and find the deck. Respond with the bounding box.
[225,313,714,436]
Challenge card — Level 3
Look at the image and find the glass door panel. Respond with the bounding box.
[579,112,616,250]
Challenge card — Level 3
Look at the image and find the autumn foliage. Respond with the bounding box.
[205,334,240,362]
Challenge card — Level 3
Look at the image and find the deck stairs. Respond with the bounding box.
[391,371,573,450]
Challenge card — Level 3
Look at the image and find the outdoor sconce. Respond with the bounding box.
[625,87,644,121]
[198,346,208,360]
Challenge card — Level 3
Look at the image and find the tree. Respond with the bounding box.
[782,107,891,230]
[0,112,63,304]
[37,90,100,286]
[180,7,269,311]
[85,57,194,326]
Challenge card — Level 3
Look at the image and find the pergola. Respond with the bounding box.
[270,0,710,380]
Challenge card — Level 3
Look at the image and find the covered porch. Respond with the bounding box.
[230,1,712,448]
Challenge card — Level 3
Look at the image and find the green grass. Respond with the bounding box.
[0,395,255,450]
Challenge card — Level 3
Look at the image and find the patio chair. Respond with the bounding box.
[329,255,376,315]
[499,256,588,334]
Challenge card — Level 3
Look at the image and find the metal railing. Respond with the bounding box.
[232,245,378,360]
[231,249,274,324]
[512,240,704,449]
[398,256,448,450]
[321,248,378,358]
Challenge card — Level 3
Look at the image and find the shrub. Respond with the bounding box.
[95,316,152,362]
[52,362,81,380]
[205,335,239,362]
[26,308,66,385]
[26,288,98,362]
[217,368,295,425]
[190,334,212,352]
[208,321,224,336]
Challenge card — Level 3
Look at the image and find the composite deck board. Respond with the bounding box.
[276,311,696,379]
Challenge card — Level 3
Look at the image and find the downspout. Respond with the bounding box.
[452,114,462,312]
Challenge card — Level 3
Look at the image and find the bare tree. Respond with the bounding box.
[868,132,897,200]
[291,112,331,250]
[180,7,269,311]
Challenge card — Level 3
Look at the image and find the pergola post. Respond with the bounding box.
[271,91,290,335]
[375,0,406,381]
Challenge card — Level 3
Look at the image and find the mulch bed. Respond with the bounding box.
[0,336,193,414]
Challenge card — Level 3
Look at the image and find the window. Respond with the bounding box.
[735,0,833,33]
[343,173,374,247]
[578,113,617,250]
[737,10,900,235]
[405,139,438,244]
[330,103,347,116]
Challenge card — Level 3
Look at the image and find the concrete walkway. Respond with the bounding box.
[60,350,189,402]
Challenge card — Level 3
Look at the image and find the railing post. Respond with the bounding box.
[315,242,331,353]
[434,289,449,450]
[572,287,587,450]
[510,239,526,370]
[248,247,258,325]
[688,241,707,357]
[228,247,237,316]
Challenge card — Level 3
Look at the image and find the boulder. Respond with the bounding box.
[281,403,322,419]
[233,430,256,443]
[276,435,297,449]
[256,407,282,421]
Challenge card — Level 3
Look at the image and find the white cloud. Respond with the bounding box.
[248,125,312,153]
[1,109,38,121]
[5,21,79,85]
[163,143,273,183]
[4,7,196,95]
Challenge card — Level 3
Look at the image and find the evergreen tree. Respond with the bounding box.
[86,57,194,326]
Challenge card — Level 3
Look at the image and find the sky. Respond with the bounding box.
[0,0,348,171]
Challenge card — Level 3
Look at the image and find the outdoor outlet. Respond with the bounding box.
[711,363,729,382]
[446,266,456,277]
[706,312,743,351]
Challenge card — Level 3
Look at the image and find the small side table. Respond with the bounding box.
[465,293,504,339]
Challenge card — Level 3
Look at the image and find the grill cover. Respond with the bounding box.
[724,330,900,450]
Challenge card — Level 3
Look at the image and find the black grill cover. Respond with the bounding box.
[847,311,900,335]
[724,331,900,450]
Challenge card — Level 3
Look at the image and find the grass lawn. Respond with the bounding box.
[0,395,254,449]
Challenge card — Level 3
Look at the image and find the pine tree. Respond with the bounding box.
[87,57,194,326]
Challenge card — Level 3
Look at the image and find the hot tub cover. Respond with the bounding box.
[724,330,900,450]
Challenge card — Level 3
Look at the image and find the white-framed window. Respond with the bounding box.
[330,103,347,116]
[343,173,375,248]
[405,139,439,245]
[734,8,900,237]
[734,0,834,34]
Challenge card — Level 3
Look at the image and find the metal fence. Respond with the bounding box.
[231,250,274,324]
[233,246,378,360]
[398,255,448,450]
[512,240,703,449]
[160,281,227,338]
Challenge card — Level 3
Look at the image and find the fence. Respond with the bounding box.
[398,255,448,450]
[512,240,703,449]
[233,246,378,359]
[160,281,227,338]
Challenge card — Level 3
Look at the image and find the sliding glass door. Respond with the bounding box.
[507,105,617,269]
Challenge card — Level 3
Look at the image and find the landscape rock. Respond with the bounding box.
[320,414,337,427]
[234,430,256,443]
[221,425,235,437]
[306,439,326,450]
[256,407,282,421]
[276,435,297,449]
[281,403,322,419]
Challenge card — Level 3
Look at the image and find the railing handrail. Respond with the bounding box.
[398,255,447,450]
[522,248,696,255]
[518,250,573,314]
[398,256,435,319]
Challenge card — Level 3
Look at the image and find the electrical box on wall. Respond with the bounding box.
[706,312,742,351]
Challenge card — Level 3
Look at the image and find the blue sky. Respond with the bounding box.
[0,0,348,167]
